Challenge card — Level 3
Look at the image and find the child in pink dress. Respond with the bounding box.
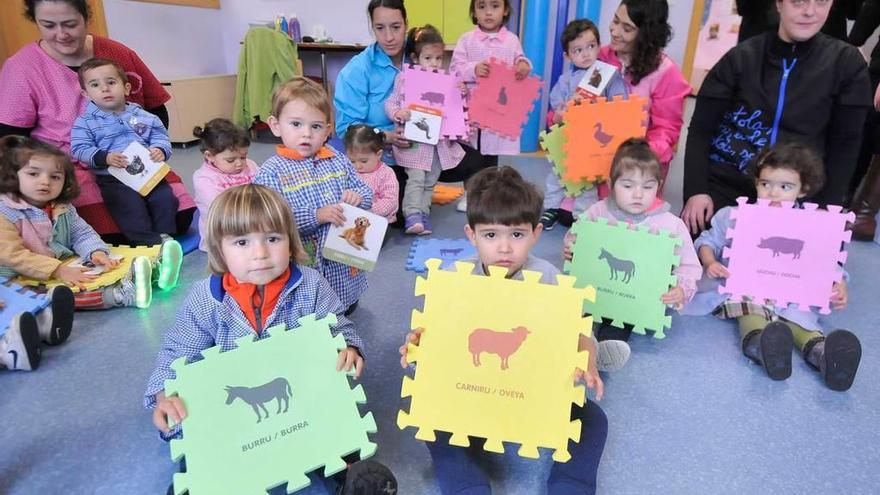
[343,124,399,224]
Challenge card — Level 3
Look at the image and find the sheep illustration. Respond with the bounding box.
[468,326,530,370]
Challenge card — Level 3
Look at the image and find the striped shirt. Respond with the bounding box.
[253,145,373,308]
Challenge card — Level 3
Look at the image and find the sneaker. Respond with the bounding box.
[404,213,424,235]
[420,213,433,235]
[338,460,398,495]
[557,209,575,228]
[596,339,631,372]
[456,193,467,213]
[540,209,561,230]
[0,313,41,371]
[759,322,793,381]
[157,238,184,291]
[128,256,153,309]
[34,285,75,345]
[821,329,861,391]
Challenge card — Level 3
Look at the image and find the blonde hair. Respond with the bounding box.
[270,77,332,123]
[205,184,306,275]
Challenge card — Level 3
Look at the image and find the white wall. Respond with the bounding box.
[598,0,691,67]
[102,0,227,80]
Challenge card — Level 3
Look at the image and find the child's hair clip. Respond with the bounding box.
[373,127,381,134]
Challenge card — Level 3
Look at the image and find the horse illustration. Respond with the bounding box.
[224,377,292,423]
[598,248,635,283]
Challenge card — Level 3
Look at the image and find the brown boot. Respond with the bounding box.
[850,154,880,240]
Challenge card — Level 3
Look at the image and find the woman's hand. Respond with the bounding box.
[316,204,345,226]
[152,391,187,433]
[399,328,423,368]
[681,194,714,235]
[337,347,364,379]
[53,264,96,290]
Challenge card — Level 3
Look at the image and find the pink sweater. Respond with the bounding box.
[356,163,399,223]
[192,159,259,251]
[598,46,690,168]
[565,198,701,303]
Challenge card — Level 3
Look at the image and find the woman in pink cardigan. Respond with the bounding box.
[598,0,690,185]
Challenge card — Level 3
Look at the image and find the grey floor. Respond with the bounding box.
[2,134,879,494]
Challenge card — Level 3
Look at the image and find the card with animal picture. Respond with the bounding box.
[403,65,469,140]
[111,141,170,196]
[322,204,389,271]
[576,60,618,98]
[404,105,443,145]
[67,254,125,275]
[720,198,853,314]
[564,217,683,339]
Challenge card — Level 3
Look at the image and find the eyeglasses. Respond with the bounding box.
[789,0,832,7]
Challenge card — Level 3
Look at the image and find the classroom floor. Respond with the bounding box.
[2,140,878,495]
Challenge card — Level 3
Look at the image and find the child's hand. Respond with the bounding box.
[475,61,490,77]
[336,346,364,379]
[661,286,685,310]
[399,328,423,368]
[574,366,604,401]
[153,391,187,433]
[831,280,848,310]
[316,204,345,226]
[149,147,166,162]
[53,264,97,290]
[515,60,531,80]
[384,128,411,148]
[106,152,129,168]
[552,109,565,125]
[562,233,576,261]
[394,109,412,123]
[705,261,729,279]
[90,251,120,269]
[458,82,469,95]
[341,190,363,207]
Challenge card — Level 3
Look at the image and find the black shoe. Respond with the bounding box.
[821,330,861,391]
[759,322,793,381]
[557,209,575,228]
[42,286,75,345]
[338,460,397,495]
[540,209,561,230]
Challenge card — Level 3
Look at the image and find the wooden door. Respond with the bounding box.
[0,0,108,66]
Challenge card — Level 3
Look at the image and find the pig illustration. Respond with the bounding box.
[420,92,445,106]
[757,237,804,259]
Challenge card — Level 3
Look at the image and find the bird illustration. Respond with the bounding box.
[497,86,508,105]
[414,118,431,140]
[594,122,614,148]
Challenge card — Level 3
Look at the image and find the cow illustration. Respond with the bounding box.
[598,248,635,283]
[421,91,445,106]
[468,326,530,370]
[757,237,804,259]
[224,377,292,423]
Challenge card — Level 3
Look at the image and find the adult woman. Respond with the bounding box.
[334,0,488,218]
[0,0,195,243]
[682,0,872,235]
[598,0,690,184]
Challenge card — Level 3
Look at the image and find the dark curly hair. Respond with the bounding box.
[619,0,672,85]
[0,135,80,202]
[24,0,91,22]
[748,143,826,198]
[193,118,250,155]
[343,124,387,154]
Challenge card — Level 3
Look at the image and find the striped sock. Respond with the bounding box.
[74,289,112,310]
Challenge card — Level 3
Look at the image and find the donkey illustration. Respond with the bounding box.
[224,377,292,423]
[598,248,635,283]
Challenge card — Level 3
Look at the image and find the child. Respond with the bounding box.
[0,283,75,371]
[385,25,464,234]
[563,138,701,348]
[399,166,612,494]
[144,184,396,494]
[542,19,628,231]
[0,136,177,312]
[253,77,373,314]
[343,124,399,224]
[192,118,258,252]
[450,0,533,212]
[70,57,179,246]
[687,143,861,391]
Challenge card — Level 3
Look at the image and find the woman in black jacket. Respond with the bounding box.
[736,0,861,41]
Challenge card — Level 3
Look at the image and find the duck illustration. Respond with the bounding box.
[414,118,431,140]
[497,86,508,105]
[594,122,614,148]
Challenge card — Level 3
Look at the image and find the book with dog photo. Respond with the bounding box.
[322,204,389,271]
[403,105,443,146]
[110,141,170,196]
